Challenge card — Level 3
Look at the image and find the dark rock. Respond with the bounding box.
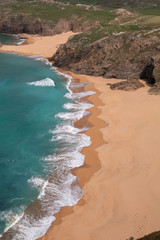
[0,15,45,35]
[50,31,160,82]
[140,59,156,85]
[0,14,90,36]
[110,79,145,91]
[137,230,160,240]
[148,83,160,95]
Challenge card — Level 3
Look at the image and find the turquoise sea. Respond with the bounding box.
[0,33,26,45]
[0,35,93,239]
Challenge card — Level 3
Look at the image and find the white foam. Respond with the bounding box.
[45,152,84,168]
[65,90,95,100]
[55,110,88,121]
[1,68,94,240]
[8,173,82,240]
[0,206,26,236]
[17,38,26,45]
[15,37,26,46]
[70,82,89,89]
[53,70,73,95]
[28,177,46,189]
[50,124,88,135]
[51,132,90,148]
[38,180,49,199]
[64,102,93,111]
[4,212,24,233]
[27,78,55,87]
[12,34,26,45]
[11,215,55,240]
[28,177,49,199]
[28,55,52,66]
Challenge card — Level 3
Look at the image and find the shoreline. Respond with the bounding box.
[1,32,160,240]
[0,32,78,58]
[40,74,160,240]
[37,72,107,240]
[0,32,105,239]
[38,74,160,240]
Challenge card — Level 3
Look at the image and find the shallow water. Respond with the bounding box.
[0,52,69,234]
[0,33,25,45]
[0,53,94,240]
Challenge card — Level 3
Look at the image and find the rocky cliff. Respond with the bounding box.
[50,30,160,83]
[0,14,88,35]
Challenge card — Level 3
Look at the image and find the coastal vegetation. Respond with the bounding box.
[2,0,160,85]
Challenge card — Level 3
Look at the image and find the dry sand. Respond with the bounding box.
[0,31,77,58]
[39,74,160,240]
[1,33,160,239]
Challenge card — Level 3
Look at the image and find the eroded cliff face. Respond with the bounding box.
[50,30,160,83]
[0,15,45,35]
[0,14,89,35]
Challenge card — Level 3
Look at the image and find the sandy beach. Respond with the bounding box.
[0,31,77,58]
[1,32,160,240]
[38,74,160,240]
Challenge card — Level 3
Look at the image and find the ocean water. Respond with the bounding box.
[0,52,94,240]
[0,33,26,45]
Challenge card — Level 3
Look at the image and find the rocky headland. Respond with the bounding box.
[1,0,160,92]
[50,30,160,89]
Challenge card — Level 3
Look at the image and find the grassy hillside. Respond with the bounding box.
[1,0,160,36]
[32,0,160,8]
[0,1,115,24]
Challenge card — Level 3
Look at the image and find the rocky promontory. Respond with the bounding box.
[50,30,160,84]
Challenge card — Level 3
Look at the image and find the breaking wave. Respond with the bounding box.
[0,62,95,240]
[27,78,55,87]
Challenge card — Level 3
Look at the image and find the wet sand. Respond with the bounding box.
[2,33,160,240]
[39,74,160,240]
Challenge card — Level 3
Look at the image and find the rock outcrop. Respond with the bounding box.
[110,79,145,91]
[0,14,89,35]
[0,15,47,35]
[50,30,160,83]
[148,83,160,95]
[137,230,160,240]
[140,59,156,85]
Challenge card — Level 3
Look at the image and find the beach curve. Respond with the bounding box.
[1,32,160,240]
[39,75,160,240]
[0,32,78,58]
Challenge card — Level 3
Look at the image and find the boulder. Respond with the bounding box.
[110,79,145,91]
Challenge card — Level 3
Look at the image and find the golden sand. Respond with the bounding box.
[1,33,160,240]
[39,74,160,240]
[0,32,77,58]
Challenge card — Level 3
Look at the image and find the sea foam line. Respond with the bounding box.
[0,60,95,240]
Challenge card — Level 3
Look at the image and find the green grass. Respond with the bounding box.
[1,1,160,32]
[0,1,115,23]
[1,1,160,46]
[137,7,160,16]
[70,22,155,46]
[53,0,160,8]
